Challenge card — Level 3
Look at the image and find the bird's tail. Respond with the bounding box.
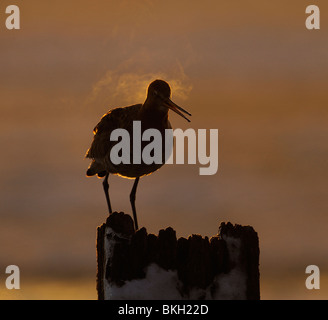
[86,160,107,178]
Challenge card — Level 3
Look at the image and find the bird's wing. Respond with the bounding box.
[85,105,140,159]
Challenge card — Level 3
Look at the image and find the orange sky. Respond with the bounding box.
[1,0,328,299]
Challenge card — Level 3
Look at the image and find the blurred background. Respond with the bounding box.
[0,0,328,299]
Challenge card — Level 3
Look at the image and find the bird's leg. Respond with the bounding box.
[130,177,140,231]
[103,173,112,214]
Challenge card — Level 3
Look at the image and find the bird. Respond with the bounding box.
[85,79,191,230]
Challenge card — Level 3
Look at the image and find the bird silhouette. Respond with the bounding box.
[85,80,191,230]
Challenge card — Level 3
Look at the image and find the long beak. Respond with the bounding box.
[163,98,191,122]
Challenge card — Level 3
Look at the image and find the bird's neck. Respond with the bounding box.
[139,101,169,128]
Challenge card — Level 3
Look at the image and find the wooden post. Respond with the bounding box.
[96,212,260,300]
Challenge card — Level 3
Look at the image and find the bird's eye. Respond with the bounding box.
[153,90,158,96]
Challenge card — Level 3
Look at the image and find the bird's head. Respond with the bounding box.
[144,80,191,122]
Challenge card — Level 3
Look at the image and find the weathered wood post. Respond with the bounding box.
[97,212,260,300]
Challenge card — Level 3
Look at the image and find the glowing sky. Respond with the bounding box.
[1,0,328,299]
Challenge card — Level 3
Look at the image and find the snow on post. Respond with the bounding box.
[96,212,260,300]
